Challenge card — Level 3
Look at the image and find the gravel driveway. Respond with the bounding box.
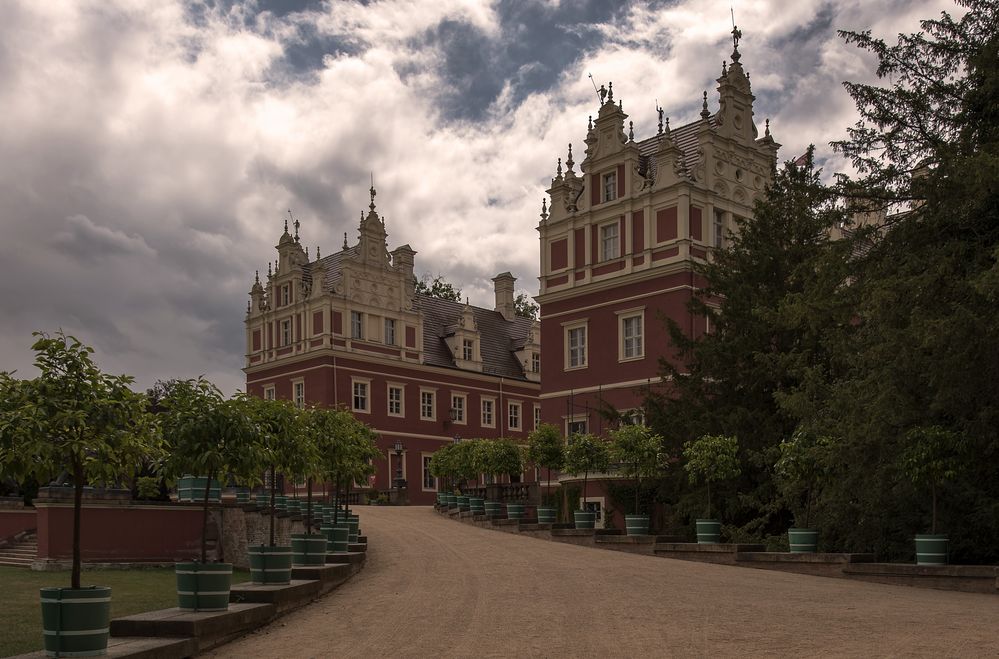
[206,506,999,658]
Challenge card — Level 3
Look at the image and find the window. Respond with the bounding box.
[568,419,587,436]
[462,338,474,361]
[281,319,291,346]
[481,398,495,427]
[600,223,619,261]
[352,380,368,412]
[451,394,466,424]
[625,409,646,426]
[508,402,521,431]
[622,314,643,359]
[714,210,724,249]
[281,284,290,306]
[263,386,275,401]
[420,390,436,420]
[293,381,305,409]
[422,455,436,491]
[384,318,396,345]
[387,385,403,416]
[603,171,617,202]
[567,325,587,369]
[351,311,363,339]
[534,405,541,430]
[531,352,540,373]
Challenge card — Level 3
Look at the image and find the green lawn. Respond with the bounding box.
[0,566,249,657]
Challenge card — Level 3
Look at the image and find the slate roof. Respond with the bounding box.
[416,294,535,380]
[635,115,714,181]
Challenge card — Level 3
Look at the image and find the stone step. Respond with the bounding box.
[0,548,37,557]
[10,635,197,659]
[0,558,34,567]
[110,603,274,642]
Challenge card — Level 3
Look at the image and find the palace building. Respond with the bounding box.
[243,189,541,506]
[535,31,779,523]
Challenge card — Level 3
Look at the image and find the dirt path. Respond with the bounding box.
[206,507,999,658]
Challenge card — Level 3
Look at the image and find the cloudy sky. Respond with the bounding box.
[0,0,956,394]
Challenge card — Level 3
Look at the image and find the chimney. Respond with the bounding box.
[392,244,417,298]
[493,272,516,321]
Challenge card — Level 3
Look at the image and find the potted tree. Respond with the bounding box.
[290,405,325,568]
[0,332,158,657]
[774,428,831,553]
[527,424,564,524]
[246,396,305,585]
[478,439,524,519]
[562,433,610,529]
[683,434,741,544]
[901,425,963,565]
[609,424,665,536]
[161,379,262,611]
[429,443,456,509]
[450,440,479,513]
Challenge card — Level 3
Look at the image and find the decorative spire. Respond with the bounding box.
[700,91,710,120]
[247,300,251,314]
[665,116,671,134]
[343,232,348,250]
[316,245,321,260]
[540,198,548,221]
[628,120,634,142]
[288,210,299,242]
[305,246,309,259]
[588,115,593,132]
[255,270,260,284]
[556,157,562,178]
[722,60,727,75]
[765,118,771,137]
[283,216,289,234]
[731,24,743,63]
[657,106,663,135]
[267,261,272,278]
[607,81,614,103]
[369,177,377,212]
[565,144,574,173]
[618,98,622,110]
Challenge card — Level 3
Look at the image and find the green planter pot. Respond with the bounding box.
[695,519,721,544]
[506,503,526,520]
[788,528,819,553]
[285,499,301,516]
[573,511,596,529]
[536,507,556,524]
[234,489,251,505]
[291,534,328,567]
[484,501,503,518]
[456,495,470,512]
[40,586,112,657]
[468,497,485,514]
[446,493,458,508]
[274,495,288,513]
[175,562,232,612]
[254,492,270,508]
[347,516,360,544]
[248,545,293,584]
[625,514,650,536]
[331,525,350,553]
[915,534,949,565]
[180,477,221,503]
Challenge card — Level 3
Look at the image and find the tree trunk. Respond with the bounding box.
[931,483,937,535]
[306,478,313,534]
[200,469,213,563]
[71,456,83,590]
[581,471,588,512]
[634,462,640,516]
[333,479,341,525]
[706,480,712,519]
[269,465,276,547]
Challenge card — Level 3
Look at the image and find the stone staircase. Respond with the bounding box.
[0,531,37,568]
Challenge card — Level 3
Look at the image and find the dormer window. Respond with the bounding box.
[462,339,474,361]
[280,284,291,306]
[602,171,617,202]
[531,352,540,373]
[600,223,619,261]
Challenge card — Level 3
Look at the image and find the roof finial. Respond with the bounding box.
[598,84,607,105]
[565,144,574,172]
[665,116,671,134]
[730,9,742,63]
[540,198,548,221]
[607,81,613,103]
[765,118,771,137]
[588,115,593,132]
[305,246,309,259]
[556,157,562,177]
[722,60,727,75]
[316,245,321,260]
[288,209,299,242]
[267,261,272,278]
[283,216,289,234]
[255,270,260,284]
[701,90,710,120]
[657,106,663,135]
[628,120,634,142]
[343,232,348,250]
[369,174,377,212]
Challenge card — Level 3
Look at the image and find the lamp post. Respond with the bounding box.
[394,439,406,490]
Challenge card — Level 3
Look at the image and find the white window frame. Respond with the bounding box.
[421,453,437,492]
[481,397,495,428]
[420,388,436,421]
[281,319,292,347]
[384,318,396,345]
[566,416,588,437]
[531,352,540,373]
[600,222,619,261]
[263,385,276,401]
[451,393,466,425]
[387,383,405,417]
[602,171,617,203]
[351,311,364,340]
[281,284,290,306]
[534,404,541,430]
[351,377,370,414]
[508,401,522,432]
[462,338,474,361]
[714,210,724,249]
[617,308,645,361]
[292,379,305,409]
[564,321,588,370]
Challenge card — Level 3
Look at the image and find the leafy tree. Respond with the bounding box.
[609,424,666,515]
[562,433,610,511]
[774,428,832,529]
[514,292,539,320]
[0,332,159,589]
[527,424,564,506]
[474,439,523,482]
[429,442,457,493]
[901,426,964,535]
[448,439,481,492]
[683,435,741,519]
[415,274,462,301]
[161,379,262,562]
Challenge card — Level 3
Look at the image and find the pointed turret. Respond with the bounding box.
[714,24,757,143]
[356,182,390,266]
